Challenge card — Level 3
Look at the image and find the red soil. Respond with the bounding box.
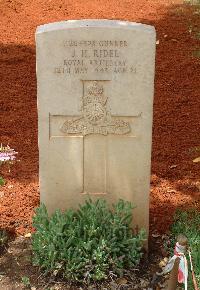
[0,0,199,235]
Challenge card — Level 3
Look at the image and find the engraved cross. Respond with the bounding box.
[50,80,141,194]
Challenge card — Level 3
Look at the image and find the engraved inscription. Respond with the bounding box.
[54,39,137,75]
[63,40,128,47]
[61,81,131,136]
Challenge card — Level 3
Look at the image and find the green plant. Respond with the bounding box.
[0,176,5,186]
[171,209,200,289]
[32,199,145,283]
[21,276,31,287]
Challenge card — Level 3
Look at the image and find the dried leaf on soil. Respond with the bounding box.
[193,157,200,163]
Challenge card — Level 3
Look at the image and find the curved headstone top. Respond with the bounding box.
[36,19,155,34]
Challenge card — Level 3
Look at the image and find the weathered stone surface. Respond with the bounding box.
[36,20,156,232]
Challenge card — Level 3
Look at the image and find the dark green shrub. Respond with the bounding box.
[32,199,145,283]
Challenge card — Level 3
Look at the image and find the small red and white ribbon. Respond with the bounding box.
[157,242,188,289]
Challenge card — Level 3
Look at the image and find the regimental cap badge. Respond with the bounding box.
[83,81,107,106]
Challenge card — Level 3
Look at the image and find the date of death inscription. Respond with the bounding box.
[53,40,136,75]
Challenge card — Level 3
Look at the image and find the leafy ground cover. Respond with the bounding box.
[0,229,164,290]
[3,209,200,290]
[32,199,145,283]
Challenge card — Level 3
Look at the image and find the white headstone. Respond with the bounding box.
[36,20,156,232]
